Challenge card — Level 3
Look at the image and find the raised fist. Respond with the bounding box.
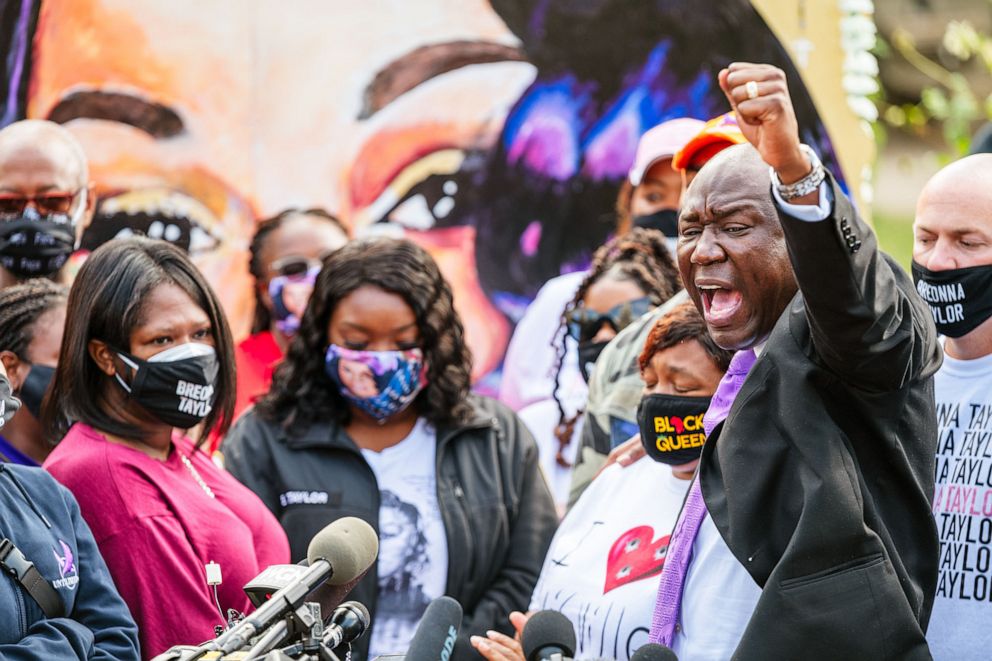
[718,62,811,184]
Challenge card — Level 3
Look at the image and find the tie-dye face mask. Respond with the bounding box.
[324,345,426,422]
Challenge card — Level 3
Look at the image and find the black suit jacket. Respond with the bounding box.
[700,174,942,660]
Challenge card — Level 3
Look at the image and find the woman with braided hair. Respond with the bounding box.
[518,228,680,514]
[223,237,557,661]
[0,279,67,465]
[231,208,349,437]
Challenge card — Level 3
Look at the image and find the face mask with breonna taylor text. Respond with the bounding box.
[912,260,992,338]
[113,342,219,429]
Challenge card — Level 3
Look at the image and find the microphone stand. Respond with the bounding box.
[158,600,355,661]
[244,601,341,661]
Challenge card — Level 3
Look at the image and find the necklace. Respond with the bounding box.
[179,451,215,499]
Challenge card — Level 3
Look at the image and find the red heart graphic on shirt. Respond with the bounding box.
[604,526,670,594]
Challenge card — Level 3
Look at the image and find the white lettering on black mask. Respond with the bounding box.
[912,260,992,338]
[114,342,218,429]
[0,191,86,278]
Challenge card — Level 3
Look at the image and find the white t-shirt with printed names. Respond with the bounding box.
[361,418,449,659]
[530,459,690,660]
[926,348,992,660]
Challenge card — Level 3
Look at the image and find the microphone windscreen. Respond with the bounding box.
[307,516,379,586]
[521,610,576,661]
[405,596,463,661]
[631,643,679,661]
[309,567,372,621]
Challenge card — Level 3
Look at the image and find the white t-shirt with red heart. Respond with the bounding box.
[530,458,690,660]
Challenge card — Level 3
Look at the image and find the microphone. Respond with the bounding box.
[208,516,379,655]
[244,559,372,623]
[631,643,679,661]
[404,596,463,661]
[322,601,371,649]
[243,563,311,608]
[521,610,576,661]
[300,558,373,622]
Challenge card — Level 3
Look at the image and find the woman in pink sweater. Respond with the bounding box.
[43,237,290,659]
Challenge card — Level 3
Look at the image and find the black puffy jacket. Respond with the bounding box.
[222,395,557,661]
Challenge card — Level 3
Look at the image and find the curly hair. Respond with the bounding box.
[639,301,733,374]
[551,228,681,465]
[248,207,349,335]
[256,237,474,433]
[0,279,68,360]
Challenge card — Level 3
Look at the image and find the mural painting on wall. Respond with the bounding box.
[0,0,843,388]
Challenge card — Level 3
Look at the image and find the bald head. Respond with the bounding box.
[917,153,992,225]
[0,119,89,188]
[686,143,776,218]
[913,153,992,272]
[0,120,94,285]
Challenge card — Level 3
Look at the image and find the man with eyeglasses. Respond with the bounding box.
[0,120,95,289]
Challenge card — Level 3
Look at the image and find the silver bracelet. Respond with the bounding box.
[771,144,825,201]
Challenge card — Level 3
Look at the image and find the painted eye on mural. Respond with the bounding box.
[80,188,222,256]
[615,565,632,579]
[625,538,641,553]
[361,149,475,232]
[654,545,667,561]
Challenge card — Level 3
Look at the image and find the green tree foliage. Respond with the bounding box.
[876,12,992,156]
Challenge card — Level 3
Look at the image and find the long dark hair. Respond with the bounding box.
[551,228,680,463]
[42,237,236,447]
[248,208,348,335]
[256,237,474,433]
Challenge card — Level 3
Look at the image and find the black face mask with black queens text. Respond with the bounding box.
[911,261,992,338]
[637,393,712,466]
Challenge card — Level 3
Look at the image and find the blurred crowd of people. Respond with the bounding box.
[0,60,990,661]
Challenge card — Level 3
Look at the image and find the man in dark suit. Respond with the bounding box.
[648,63,941,660]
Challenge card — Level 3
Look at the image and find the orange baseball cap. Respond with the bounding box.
[671,112,748,171]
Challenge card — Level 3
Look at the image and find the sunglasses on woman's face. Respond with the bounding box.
[269,256,324,279]
[565,296,654,342]
[0,190,82,217]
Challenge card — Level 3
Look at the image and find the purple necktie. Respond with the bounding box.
[649,348,757,646]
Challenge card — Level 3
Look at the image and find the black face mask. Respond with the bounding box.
[637,393,711,465]
[632,209,679,238]
[0,208,78,278]
[114,343,219,429]
[911,261,992,338]
[577,340,609,383]
[18,364,55,419]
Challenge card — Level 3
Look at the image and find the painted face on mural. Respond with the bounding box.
[27,0,530,377]
[24,0,838,383]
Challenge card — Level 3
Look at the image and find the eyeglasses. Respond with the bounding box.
[565,296,654,342]
[0,190,82,217]
[270,256,324,279]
